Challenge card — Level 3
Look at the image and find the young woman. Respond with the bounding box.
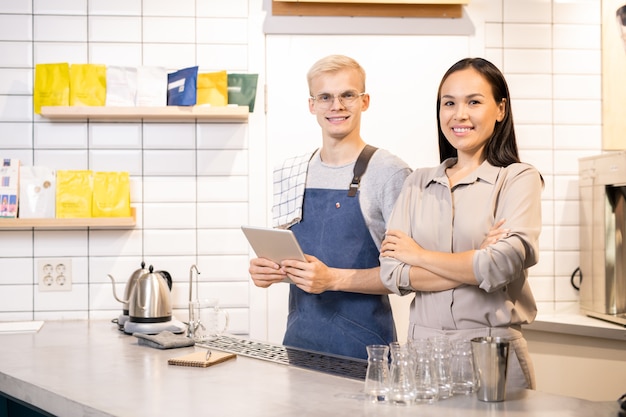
[380,57,543,390]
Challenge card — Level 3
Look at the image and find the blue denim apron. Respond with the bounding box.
[283,188,396,359]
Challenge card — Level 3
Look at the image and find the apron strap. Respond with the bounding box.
[348,144,378,197]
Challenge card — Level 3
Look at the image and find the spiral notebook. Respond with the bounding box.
[168,349,236,368]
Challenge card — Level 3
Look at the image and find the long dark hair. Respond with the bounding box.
[436,58,520,167]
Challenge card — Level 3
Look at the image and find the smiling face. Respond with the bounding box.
[438,67,505,161]
[308,68,369,142]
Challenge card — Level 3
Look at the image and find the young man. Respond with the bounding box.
[248,55,412,359]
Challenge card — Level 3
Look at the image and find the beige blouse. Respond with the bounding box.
[380,158,542,330]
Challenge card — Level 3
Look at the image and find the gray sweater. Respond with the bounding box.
[305,148,412,249]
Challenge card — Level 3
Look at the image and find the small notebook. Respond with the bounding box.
[168,350,236,368]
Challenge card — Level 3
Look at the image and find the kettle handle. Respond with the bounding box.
[157,270,173,290]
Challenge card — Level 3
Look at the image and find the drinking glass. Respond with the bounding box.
[189,298,229,342]
[364,344,390,402]
[387,342,417,405]
[451,339,476,395]
[430,335,453,399]
[410,338,439,404]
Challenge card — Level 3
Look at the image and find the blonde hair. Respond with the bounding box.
[306,55,366,94]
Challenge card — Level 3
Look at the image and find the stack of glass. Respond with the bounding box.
[363,336,477,405]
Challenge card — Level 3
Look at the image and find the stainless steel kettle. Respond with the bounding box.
[109,262,151,329]
[128,266,173,323]
[109,265,173,323]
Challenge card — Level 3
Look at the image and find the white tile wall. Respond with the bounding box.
[553,1,600,24]
[89,43,143,66]
[503,0,551,23]
[89,124,142,148]
[34,16,88,42]
[88,230,143,257]
[88,0,141,16]
[0,3,32,14]
[34,42,88,63]
[0,1,260,331]
[196,18,249,44]
[142,44,196,69]
[0,68,32,94]
[195,44,250,71]
[143,17,196,43]
[142,0,196,17]
[0,41,33,67]
[34,0,87,15]
[0,15,33,41]
[0,0,606,336]
[197,0,248,18]
[503,24,552,49]
[0,96,33,122]
[553,24,600,49]
[88,17,142,43]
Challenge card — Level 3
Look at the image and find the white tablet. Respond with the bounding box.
[241,226,306,264]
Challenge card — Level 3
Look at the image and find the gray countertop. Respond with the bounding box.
[0,320,621,417]
[528,304,626,341]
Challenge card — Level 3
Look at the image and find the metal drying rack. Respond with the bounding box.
[197,335,368,381]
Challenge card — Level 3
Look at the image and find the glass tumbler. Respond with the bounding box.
[364,344,390,402]
[451,339,477,395]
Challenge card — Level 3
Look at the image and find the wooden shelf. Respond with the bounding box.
[272,0,468,17]
[273,0,468,3]
[0,208,136,229]
[39,106,250,122]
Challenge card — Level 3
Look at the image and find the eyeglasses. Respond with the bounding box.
[310,90,366,109]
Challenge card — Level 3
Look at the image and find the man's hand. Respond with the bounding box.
[281,255,339,294]
[249,257,288,288]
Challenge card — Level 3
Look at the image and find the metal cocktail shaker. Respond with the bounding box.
[470,336,509,402]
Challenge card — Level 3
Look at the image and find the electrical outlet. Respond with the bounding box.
[38,258,72,292]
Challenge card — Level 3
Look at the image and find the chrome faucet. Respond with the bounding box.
[189,264,200,303]
[187,264,201,338]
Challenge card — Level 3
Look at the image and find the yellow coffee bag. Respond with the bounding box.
[33,63,70,114]
[55,170,93,218]
[92,171,131,217]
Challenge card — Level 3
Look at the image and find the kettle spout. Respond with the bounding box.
[108,274,129,304]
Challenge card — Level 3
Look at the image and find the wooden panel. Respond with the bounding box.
[272,1,464,17]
